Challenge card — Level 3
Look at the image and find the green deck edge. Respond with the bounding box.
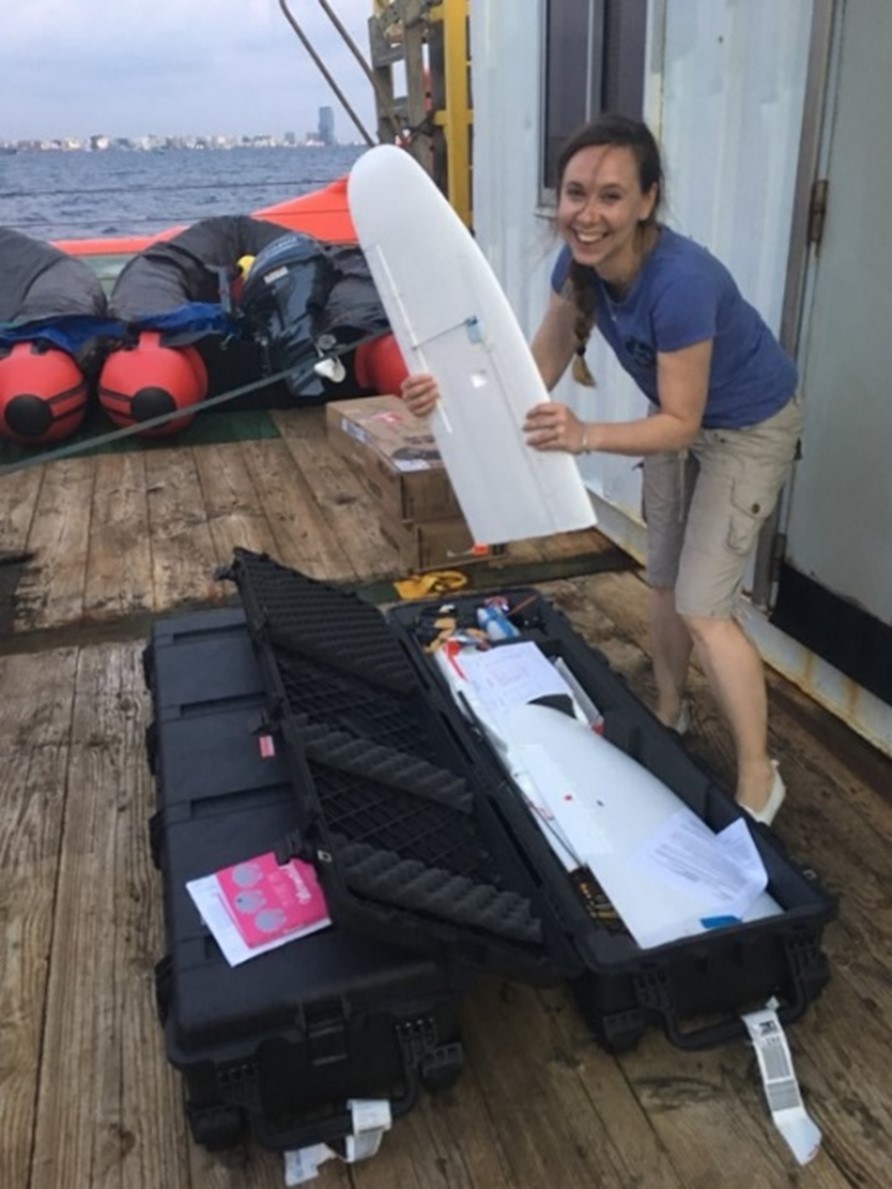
[0,407,280,466]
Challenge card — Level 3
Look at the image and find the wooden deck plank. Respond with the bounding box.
[272,409,403,581]
[0,461,43,554]
[0,646,81,1189]
[145,448,224,612]
[185,1146,353,1188]
[459,980,637,1188]
[539,526,615,562]
[533,985,684,1189]
[241,437,358,582]
[15,457,94,631]
[0,649,79,749]
[192,442,281,565]
[0,742,71,1189]
[397,1098,507,1189]
[494,537,547,565]
[84,451,154,620]
[619,1031,815,1186]
[29,643,186,1189]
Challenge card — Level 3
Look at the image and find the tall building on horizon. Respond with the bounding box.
[318,106,335,146]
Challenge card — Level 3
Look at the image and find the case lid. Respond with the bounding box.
[226,548,579,983]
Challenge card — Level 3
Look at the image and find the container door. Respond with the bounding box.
[771,0,892,706]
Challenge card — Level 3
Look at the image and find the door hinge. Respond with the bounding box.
[807,178,829,248]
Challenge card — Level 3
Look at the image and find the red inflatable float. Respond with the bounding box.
[353,332,409,395]
[0,341,88,445]
[98,332,208,437]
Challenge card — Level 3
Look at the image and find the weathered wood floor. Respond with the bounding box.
[0,407,890,1188]
[0,409,621,645]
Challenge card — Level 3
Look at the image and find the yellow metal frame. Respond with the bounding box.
[430,0,473,227]
[368,0,473,226]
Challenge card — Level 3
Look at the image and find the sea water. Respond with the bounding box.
[0,144,366,241]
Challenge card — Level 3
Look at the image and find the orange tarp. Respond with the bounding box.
[54,177,357,257]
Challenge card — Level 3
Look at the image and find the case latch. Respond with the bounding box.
[305,1001,349,1067]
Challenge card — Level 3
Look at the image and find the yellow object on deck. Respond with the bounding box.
[393,570,469,600]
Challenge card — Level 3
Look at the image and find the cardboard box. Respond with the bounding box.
[325,395,462,522]
[380,516,495,573]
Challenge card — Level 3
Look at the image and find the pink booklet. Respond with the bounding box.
[215,851,330,948]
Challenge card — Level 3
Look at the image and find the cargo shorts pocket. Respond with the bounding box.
[727,473,771,556]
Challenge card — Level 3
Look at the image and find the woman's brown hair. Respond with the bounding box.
[556,115,664,385]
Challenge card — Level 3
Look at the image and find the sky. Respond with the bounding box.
[0,0,380,142]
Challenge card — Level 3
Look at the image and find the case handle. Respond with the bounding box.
[249,1065,417,1152]
[634,935,827,1052]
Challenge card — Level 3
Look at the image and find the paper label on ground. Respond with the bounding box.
[742,1005,822,1165]
[283,1101,392,1183]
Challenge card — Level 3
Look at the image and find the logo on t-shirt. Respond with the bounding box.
[623,338,656,370]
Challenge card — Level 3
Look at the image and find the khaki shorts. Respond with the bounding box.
[643,393,804,618]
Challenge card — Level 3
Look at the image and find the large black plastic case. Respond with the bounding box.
[144,607,465,1153]
[227,550,836,1053]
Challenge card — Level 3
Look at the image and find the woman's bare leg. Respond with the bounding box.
[682,613,774,811]
[649,586,693,726]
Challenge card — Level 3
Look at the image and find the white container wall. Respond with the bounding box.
[657,0,813,333]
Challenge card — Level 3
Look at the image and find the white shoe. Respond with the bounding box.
[742,760,786,826]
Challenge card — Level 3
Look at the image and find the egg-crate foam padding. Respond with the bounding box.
[225,549,416,697]
[329,836,542,945]
[281,715,542,944]
[224,550,569,980]
[274,651,439,760]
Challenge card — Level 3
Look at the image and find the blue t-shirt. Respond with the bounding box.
[550,227,797,428]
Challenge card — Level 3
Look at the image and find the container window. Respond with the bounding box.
[542,0,648,198]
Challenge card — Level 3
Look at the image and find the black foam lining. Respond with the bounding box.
[230,549,542,947]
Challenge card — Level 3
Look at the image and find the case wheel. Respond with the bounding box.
[187,1102,246,1151]
[420,1042,464,1093]
[593,1020,647,1054]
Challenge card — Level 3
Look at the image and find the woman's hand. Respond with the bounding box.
[400,373,440,417]
[523,402,592,454]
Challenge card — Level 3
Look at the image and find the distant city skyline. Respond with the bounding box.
[0,0,377,143]
[0,133,363,153]
[0,105,357,153]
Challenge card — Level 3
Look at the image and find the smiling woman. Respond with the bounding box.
[402,111,802,826]
[526,114,802,825]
